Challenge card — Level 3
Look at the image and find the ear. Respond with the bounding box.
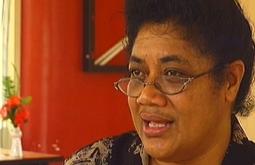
[225,60,245,103]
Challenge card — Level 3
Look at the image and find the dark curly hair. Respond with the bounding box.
[124,0,255,116]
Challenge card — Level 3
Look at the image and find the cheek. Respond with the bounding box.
[173,82,221,112]
[128,97,135,112]
[128,98,140,125]
[171,85,225,133]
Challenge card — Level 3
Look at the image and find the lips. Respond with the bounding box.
[140,112,175,137]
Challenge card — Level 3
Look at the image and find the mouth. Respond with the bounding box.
[141,112,175,137]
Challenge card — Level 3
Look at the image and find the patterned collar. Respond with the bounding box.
[231,116,248,144]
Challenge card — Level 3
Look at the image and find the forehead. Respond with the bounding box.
[131,23,214,69]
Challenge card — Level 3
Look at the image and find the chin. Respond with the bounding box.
[142,135,177,160]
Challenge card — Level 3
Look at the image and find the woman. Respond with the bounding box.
[65,0,255,164]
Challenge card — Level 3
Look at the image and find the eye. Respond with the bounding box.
[163,69,189,83]
[165,70,187,78]
[129,69,145,79]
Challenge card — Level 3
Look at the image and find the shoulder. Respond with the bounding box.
[64,136,113,165]
[223,139,255,165]
[64,131,142,165]
[244,140,255,162]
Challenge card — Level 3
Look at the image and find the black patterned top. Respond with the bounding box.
[65,117,255,165]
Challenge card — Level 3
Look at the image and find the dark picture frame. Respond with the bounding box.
[83,0,127,72]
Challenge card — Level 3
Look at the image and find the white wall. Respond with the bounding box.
[238,0,255,141]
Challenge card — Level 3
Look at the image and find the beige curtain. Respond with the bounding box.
[0,0,21,149]
[0,0,11,149]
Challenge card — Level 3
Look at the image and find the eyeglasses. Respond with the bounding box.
[114,65,225,98]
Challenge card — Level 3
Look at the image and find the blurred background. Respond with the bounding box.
[0,0,254,159]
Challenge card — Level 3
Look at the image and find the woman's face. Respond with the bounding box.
[128,24,231,163]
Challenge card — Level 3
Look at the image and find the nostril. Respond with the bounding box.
[136,88,167,106]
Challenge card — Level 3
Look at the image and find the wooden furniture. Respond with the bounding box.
[0,149,64,165]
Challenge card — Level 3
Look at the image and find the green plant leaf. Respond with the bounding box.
[2,76,16,99]
[21,96,32,105]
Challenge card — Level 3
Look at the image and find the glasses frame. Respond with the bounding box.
[114,64,225,97]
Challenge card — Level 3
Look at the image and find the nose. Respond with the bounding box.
[136,84,167,106]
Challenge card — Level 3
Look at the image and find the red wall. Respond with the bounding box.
[21,0,133,157]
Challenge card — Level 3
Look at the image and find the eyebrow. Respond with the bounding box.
[129,54,190,65]
[129,55,144,64]
[159,55,190,65]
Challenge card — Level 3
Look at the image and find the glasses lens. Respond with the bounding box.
[128,79,144,97]
[117,78,143,97]
[159,76,189,95]
[117,79,129,95]
[116,76,190,97]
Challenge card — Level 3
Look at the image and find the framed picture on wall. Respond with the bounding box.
[84,0,128,72]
